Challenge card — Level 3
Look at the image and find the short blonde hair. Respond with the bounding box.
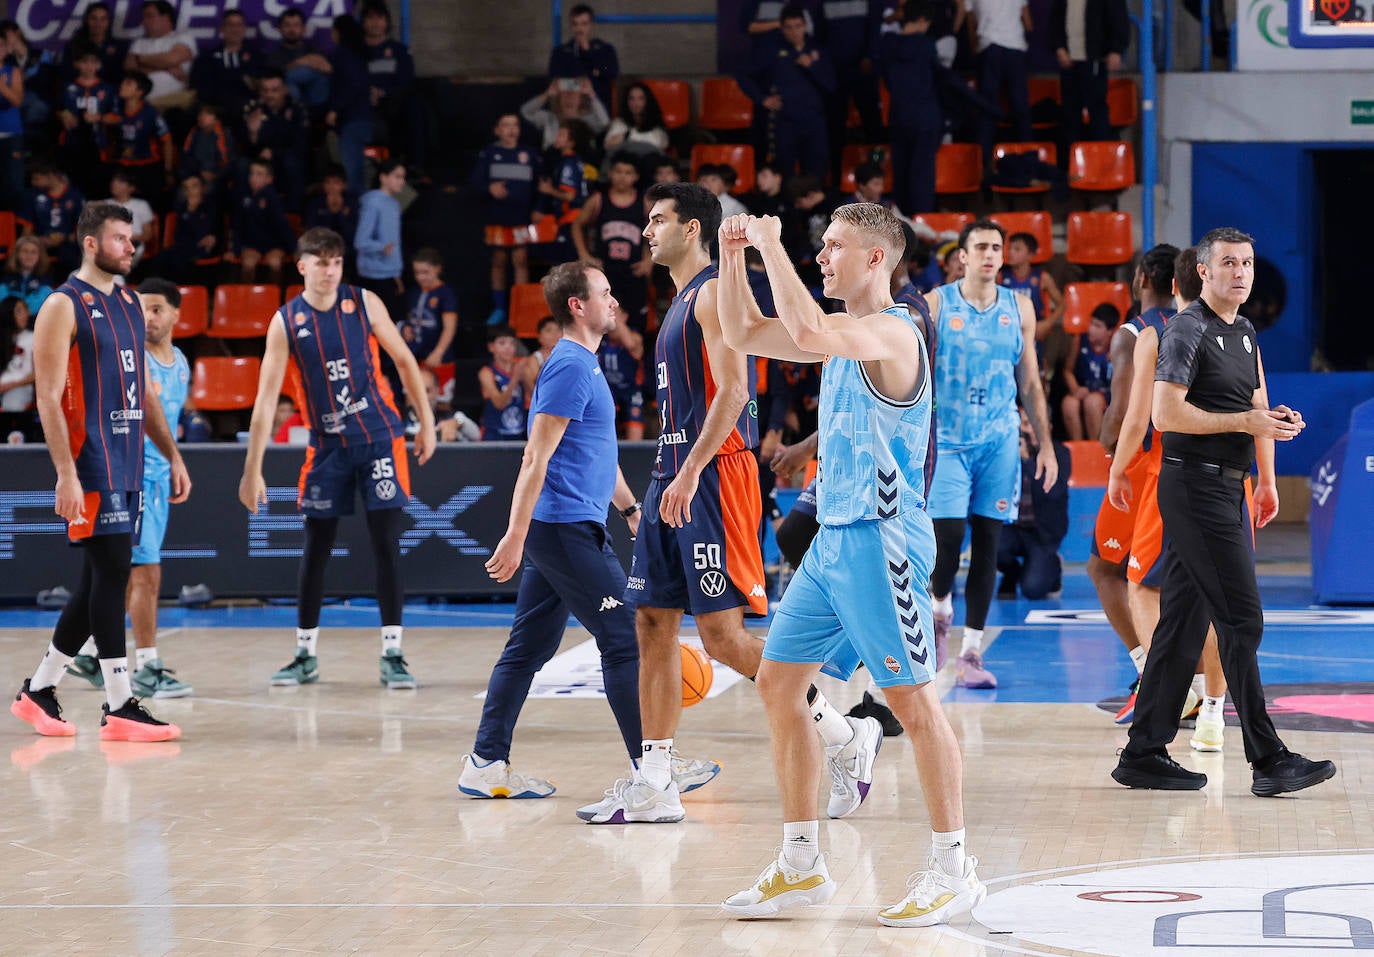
[830,202,905,262]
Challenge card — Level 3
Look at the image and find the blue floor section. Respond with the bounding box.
[4,571,1368,706]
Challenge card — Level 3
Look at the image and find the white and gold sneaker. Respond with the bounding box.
[879,856,985,927]
[722,854,835,917]
[457,754,555,799]
[1190,716,1225,752]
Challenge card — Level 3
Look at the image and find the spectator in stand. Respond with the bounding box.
[180,103,234,192]
[0,294,36,441]
[360,2,425,170]
[882,1,942,217]
[420,367,481,442]
[355,158,407,321]
[521,75,609,152]
[845,160,894,209]
[272,394,305,443]
[536,118,592,265]
[263,9,332,110]
[996,410,1071,599]
[57,45,120,200]
[27,162,85,277]
[146,174,218,283]
[106,170,157,271]
[1,23,58,148]
[739,3,834,181]
[1051,0,1128,144]
[548,4,619,112]
[573,152,650,332]
[0,236,53,313]
[602,81,669,160]
[478,325,527,441]
[62,2,126,88]
[402,247,459,370]
[327,14,374,195]
[697,163,748,218]
[939,237,964,283]
[1060,301,1116,441]
[520,314,561,396]
[999,230,1063,347]
[232,157,294,283]
[597,308,645,440]
[0,26,23,210]
[304,165,358,241]
[819,0,884,163]
[124,1,196,115]
[740,0,816,51]
[473,113,537,326]
[107,69,175,207]
[743,161,789,218]
[968,0,1032,165]
[651,155,680,185]
[242,69,310,213]
[190,10,259,128]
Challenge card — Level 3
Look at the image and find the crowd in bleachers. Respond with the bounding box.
[0,0,1140,453]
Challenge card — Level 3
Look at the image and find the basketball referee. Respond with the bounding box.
[1112,227,1336,798]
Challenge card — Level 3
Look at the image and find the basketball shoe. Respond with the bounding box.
[879,856,986,927]
[1113,677,1139,724]
[955,650,997,689]
[722,853,836,917]
[1190,716,1225,752]
[457,754,555,798]
[379,649,416,689]
[100,698,181,742]
[11,680,76,736]
[1179,688,1201,724]
[131,659,193,699]
[576,776,685,824]
[270,652,319,686]
[65,654,104,689]
[670,748,721,792]
[827,715,883,819]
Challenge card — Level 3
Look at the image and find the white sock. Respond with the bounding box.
[1128,645,1146,674]
[382,625,402,654]
[78,636,97,657]
[31,643,73,690]
[961,627,984,657]
[1200,694,1224,720]
[811,690,854,749]
[1191,673,1206,699]
[102,657,132,709]
[781,820,820,870]
[640,738,673,789]
[135,646,158,670]
[297,627,319,657]
[933,594,953,618]
[932,827,967,876]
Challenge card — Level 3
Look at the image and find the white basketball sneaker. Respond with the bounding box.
[879,856,986,927]
[457,754,555,799]
[723,852,836,917]
[576,775,685,824]
[670,748,722,793]
[826,715,883,818]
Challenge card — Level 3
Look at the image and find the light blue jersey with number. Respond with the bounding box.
[816,305,932,526]
[143,346,189,482]
[932,282,1023,449]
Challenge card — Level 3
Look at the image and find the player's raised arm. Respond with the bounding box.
[239,312,291,513]
[716,214,823,363]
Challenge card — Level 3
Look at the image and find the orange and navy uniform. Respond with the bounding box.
[58,277,148,540]
[626,264,768,616]
[281,285,410,517]
[110,100,170,166]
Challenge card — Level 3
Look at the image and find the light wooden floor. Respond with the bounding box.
[1,623,1369,957]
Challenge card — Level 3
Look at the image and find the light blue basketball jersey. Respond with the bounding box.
[815,304,932,526]
[932,282,1024,449]
[143,346,189,482]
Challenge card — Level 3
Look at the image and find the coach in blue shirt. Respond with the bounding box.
[459,261,645,801]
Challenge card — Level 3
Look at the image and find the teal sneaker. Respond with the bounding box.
[131,658,193,699]
[64,654,104,689]
[379,649,416,689]
[270,652,319,687]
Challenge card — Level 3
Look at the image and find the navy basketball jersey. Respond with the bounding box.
[59,277,147,492]
[280,285,404,447]
[652,265,758,478]
[999,265,1045,322]
[596,190,645,268]
[1124,305,1176,453]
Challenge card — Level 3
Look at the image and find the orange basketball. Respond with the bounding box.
[681,642,714,707]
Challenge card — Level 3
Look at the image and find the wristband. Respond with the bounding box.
[619,501,643,518]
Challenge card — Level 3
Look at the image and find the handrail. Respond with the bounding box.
[552,1,716,46]
[1136,0,1157,248]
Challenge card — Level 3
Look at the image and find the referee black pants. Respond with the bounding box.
[1126,465,1284,765]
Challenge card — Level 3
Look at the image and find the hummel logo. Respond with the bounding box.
[599,596,623,611]
[1102,537,1121,550]
[336,385,351,405]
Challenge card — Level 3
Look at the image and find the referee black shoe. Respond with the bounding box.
[1250,749,1337,797]
[1111,749,1207,790]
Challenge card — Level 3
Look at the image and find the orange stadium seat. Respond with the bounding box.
[912,212,974,238]
[1028,76,1061,131]
[173,285,209,338]
[0,210,14,262]
[191,356,261,411]
[698,77,753,130]
[935,143,982,196]
[990,141,1057,195]
[1107,77,1139,128]
[1065,440,1112,488]
[1062,281,1132,335]
[988,211,1052,264]
[1069,141,1135,193]
[690,143,754,193]
[839,144,893,192]
[209,284,280,338]
[1067,211,1134,266]
[643,78,691,129]
[509,282,549,339]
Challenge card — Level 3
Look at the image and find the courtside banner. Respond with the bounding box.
[7,0,339,51]
[0,443,655,600]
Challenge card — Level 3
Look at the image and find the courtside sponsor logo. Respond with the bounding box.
[884,655,901,674]
[700,570,727,598]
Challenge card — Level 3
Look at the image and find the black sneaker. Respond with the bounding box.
[100,698,181,742]
[1111,749,1207,790]
[846,691,904,737]
[1251,748,1336,797]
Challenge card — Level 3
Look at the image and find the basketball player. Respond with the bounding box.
[717,206,983,925]
[238,227,436,688]
[65,279,196,698]
[10,202,187,742]
[578,183,877,825]
[925,219,1056,689]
